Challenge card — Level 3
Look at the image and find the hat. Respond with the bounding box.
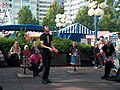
[24,45,28,50]
[15,41,18,44]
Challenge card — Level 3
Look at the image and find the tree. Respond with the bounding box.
[75,6,94,30]
[75,0,120,32]
[18,6,33,24]
[86,0,113,5]
[42,0,64,29]
[98,5,120,32]
[32,17,39,25]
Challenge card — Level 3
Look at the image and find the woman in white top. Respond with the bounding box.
[116,32,120,66]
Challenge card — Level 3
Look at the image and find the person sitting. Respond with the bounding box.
[96,36,106,67]
[9,41,21,66]
[21,45,31,67]
[115,32,120,66]
[30,41,42,55]
[28,48,43,76]
[22,45,30,58]
[0,51,4,59]
[93,43,101,68]
[0,51,6,67]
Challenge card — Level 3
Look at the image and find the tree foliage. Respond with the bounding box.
[98,5,120,32]
[42,0,64,29]
[18,6,33,24]
[18,6,39,24]
[75,0,120,32]
[75,6,94,30]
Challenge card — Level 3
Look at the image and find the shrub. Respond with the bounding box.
[52,36,91,55]
[0,35,91,58]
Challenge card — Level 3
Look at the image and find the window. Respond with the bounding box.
[9,4,12,7]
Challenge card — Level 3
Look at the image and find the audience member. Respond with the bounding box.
[21,45,31,66]
[96,36,106,67]
[101,40,115,80]
[9,41,21,66]
[22,45,30,58]
[69,42,80,71]
[115,32,120,66]
[30,41,41,55]
[28,48,43,76]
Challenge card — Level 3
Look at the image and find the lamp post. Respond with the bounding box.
[88,1,106,38]
[55,13,66,29]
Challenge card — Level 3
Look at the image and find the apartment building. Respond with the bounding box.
[64,0,86,25]
[0,0,64,24]
[0,0,38,24]
[37,0,64,23]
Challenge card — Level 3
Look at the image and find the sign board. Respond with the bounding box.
[81,38,88,44]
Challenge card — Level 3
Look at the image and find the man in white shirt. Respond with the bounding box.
[116,32,120,66]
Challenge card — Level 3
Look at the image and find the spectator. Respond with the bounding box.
[93,43,101,68]
[115,32,120,66]
[30,41,41,55]
[21,45,30,66]
[1,30,6,37]
[22,45,30,58]
[9,41,21,66]
[0,46,3,52]
[28,48,43,76]
[96,36,106,67]
[101,40,115,80]
[69,42,80,71]
[0,51,3,58]
[1,30,9,38]
[40,24,58,84]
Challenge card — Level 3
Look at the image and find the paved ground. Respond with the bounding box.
[0,66,120,90]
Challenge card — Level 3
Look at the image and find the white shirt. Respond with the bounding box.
[115,38,120,59]
[116,38,120,51]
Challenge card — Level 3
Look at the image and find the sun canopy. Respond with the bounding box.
[56,23,95,42]
[57,23,95,34]
[0,24,43,32]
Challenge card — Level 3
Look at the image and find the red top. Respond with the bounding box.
[29,54,42,63]
[22,50,30,57]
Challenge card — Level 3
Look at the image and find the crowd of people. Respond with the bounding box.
[90,32,120,80]
[0,24,58,84]
[0,25,120,83]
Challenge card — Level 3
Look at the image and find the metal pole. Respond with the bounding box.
[94,15,98,38]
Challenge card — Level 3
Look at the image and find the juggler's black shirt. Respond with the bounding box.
[40,33,52,54]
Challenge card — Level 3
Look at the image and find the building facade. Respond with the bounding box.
[0,0,38,24]
[0,0,64,25]
[37,0,64,24]
[64,0,86,25]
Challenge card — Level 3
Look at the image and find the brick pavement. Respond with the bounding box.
[0,66,120,90]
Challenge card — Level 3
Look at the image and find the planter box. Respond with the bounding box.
[51,54,67,66]
[51,53,93,66]
[80,54,92,66]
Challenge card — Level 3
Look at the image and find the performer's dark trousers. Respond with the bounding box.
[42,52,51,80]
